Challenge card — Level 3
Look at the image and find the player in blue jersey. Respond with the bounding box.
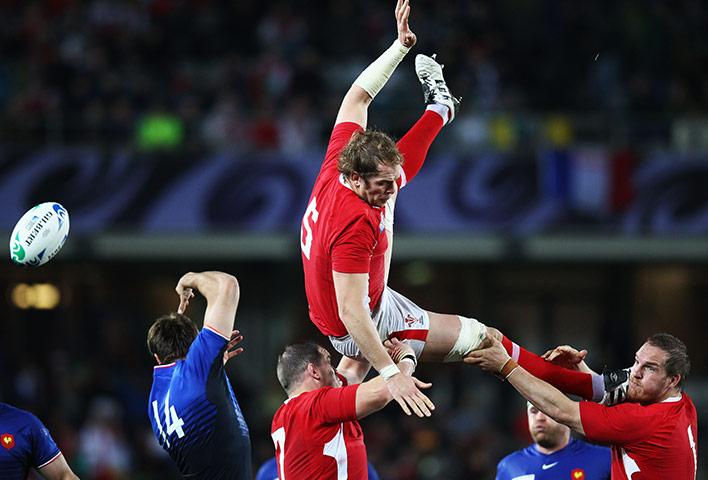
[254,455,381,480]
[496,402,610,480]
[0,402,79,480]
[147,271,251,479]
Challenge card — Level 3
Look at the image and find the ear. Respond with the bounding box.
[154,353,162,365]
[667,373,681,390]
[350,172,362,187]
[307,363,321,381]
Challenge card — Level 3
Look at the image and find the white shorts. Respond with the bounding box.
[329,287,430,360]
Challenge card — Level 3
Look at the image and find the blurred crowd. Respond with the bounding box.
[1,261,532,480]
[2,259,706,479]
[1,1,707,479]
[1,0,708,153]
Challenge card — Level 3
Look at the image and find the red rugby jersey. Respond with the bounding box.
[580,394,698,479]
[271,384,367,479]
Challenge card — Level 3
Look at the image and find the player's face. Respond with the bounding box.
[318,348,342,388]
[527,406,569,451]
[627,343,675,404]
[355,164,400,208]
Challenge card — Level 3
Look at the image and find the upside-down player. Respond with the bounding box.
[300,0,627,417]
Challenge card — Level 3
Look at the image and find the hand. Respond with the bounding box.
[176,287,194,314]
[386,373,434,417]
[383,337,414,363]
[223,330,244,365]
[463,332,510,373]
[395,0,416,48]
[541,345,588,371]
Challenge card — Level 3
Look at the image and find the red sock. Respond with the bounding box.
[502,336,603,401]
[395,110,444,186]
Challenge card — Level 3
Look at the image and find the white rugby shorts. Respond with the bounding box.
[329,286,430,360]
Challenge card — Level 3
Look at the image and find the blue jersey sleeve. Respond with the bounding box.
[182,327,229,383]
[27,412,61,469]
[254,457,279,480]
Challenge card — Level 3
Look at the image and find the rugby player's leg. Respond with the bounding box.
[419,313,605,401]
[496,333,604,401]
[395,111,445,184]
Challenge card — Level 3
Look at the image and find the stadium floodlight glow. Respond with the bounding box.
[9,283,61,310]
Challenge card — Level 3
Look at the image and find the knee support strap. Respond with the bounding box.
[443,316,488,362]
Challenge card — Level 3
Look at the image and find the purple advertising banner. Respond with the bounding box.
[1,148,707,235]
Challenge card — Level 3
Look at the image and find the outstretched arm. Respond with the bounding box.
[176,271,240,337]
[355,339,431,418]
[333,271,434,417]
[334,0,416,128]
[466,333,584,433]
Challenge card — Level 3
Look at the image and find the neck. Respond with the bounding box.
[536,436,570,455]
[655,388,682,403]
[289,380,320,398]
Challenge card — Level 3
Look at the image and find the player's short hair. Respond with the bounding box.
[147,312,199,364]
[646,332,690,390]
[338,129,403,180]
[277,342,325,395]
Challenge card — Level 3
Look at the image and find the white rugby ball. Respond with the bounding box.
[9,202,70,267]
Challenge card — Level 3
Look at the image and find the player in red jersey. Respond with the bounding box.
[271,338,425,479]
[300,0,623,417]
[467,332,698,479]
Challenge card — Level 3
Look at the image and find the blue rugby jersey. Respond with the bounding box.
[149,326,251,479]
[0,403,62,480]
[496,437,610,480]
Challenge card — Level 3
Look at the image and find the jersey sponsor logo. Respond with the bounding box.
[404,314,422,327]
[541,461,557,470]
[1,433,15,450]
[571,468,585,479]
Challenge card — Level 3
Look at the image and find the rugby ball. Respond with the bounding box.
[9,202,70,267]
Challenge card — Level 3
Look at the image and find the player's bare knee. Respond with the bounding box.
[443,316,488,362]
[487,327,503,343]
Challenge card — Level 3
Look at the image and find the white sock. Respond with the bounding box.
[426,104,449,124]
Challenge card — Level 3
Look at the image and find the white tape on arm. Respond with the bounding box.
[379,363,401,381]
[353,40,411,99]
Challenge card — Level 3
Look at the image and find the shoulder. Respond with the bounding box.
[328,122,362,150]
[322,123,362,169]
[188,327,229,356]
[572,438,610,454]
[4,404,42,426]
[286,386,358,414]
[681,393,697,410]
[497,445,534,467]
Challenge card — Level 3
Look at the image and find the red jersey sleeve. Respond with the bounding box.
[580,401,663,445]
[331,214,378,274]
[321,122,362,172]
[309,384,360,425]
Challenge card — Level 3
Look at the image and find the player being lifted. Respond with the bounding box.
[300,0,627,417]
